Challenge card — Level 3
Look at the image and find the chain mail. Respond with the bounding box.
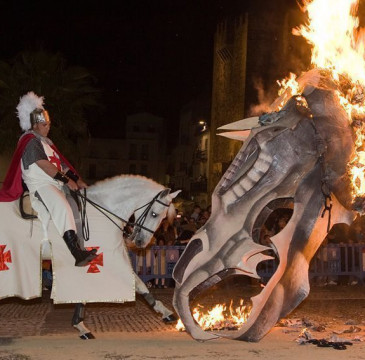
[22,137,48,170]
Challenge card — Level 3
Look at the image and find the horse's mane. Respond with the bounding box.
[86,175,176,223]
[87,174,164,196]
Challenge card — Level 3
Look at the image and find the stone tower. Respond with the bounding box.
[209,15,248,195]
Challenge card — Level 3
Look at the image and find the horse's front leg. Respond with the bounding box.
[72,303,95,340]
[135,274,177,323]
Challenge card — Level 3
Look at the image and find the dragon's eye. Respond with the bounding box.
[151,212,157,218]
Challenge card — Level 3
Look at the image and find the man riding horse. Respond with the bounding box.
[0,92,97,267]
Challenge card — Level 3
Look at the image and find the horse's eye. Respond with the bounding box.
[151,212,157,218]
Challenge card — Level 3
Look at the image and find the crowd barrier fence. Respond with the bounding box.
[130,244,365,286]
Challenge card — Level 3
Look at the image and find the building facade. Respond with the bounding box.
[168,99,211,208]
[78,112,167,185]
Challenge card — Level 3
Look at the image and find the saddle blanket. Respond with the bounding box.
[0,200,135,304]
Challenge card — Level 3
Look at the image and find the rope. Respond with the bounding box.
[320,176,333,233]
[308,112,332,233]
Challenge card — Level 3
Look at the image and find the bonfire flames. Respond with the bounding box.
[176,299,252,332]
[177,0,365,331]
[278,0,365,203]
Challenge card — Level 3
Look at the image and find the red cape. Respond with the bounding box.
[0,134,77,202]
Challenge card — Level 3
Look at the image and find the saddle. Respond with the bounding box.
[19,190,38,220]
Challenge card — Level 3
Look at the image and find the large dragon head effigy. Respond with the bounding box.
[172,69,359,342]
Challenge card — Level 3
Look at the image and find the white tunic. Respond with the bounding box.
[21,134,76,237]
[21,137,64,193]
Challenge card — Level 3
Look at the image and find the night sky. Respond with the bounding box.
[0,2,234,122]
[0,0,303,137]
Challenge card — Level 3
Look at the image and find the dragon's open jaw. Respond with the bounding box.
[179,250,279,334]
[173,212,303,341]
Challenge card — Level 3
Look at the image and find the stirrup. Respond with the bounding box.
[75,251,97,267]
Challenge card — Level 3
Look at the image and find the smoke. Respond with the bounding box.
[247,78,278,116]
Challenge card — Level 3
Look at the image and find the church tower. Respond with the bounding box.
[209,15,248,195]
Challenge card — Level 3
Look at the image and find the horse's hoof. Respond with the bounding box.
[80,332,95,340]
[163,314,178,323]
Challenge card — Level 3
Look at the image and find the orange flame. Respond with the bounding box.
[176,299,252,332]
[276,0,365,201]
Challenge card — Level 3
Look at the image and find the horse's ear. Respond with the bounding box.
[169,190,181,199]
[159,188,171,198]
[159,188,181,199]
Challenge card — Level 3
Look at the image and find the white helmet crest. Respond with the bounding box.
[16,92,44,131]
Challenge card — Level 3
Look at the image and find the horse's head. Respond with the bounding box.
[128,188,180,248]
[172,70,357,342]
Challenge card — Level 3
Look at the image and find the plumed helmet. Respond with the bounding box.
[16,92,50,131]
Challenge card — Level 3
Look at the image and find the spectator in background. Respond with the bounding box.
[154,236,166,288]
[42,260,53,290]
[197,214,208,228]
[176,217,197,246]
[174,211,184,235]
[190,205,201,221]
[201,209,211,221]
[154,218,177,245]
[197,208,211,228]
[166,239,179,287]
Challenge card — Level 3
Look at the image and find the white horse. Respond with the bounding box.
[0,175,180,339]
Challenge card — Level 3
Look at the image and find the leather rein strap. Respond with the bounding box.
[75,189,170,241]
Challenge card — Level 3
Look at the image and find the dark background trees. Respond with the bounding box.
[0,50,100,164]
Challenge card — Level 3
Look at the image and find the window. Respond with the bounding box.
[217,46,233,63]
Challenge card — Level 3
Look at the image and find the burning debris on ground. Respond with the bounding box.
[334,325,362,334]
[278,315,365,349]
[176,298,252,332]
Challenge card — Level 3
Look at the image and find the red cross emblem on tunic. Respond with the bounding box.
[0,245,12,271]
[85,247,103,273]
[48,151,62,171]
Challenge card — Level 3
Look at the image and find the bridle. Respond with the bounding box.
[131,190,171,237]
[75,189,171,240]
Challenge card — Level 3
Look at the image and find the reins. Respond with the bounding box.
[73,189,170,240]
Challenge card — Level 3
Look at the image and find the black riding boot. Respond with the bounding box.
[63,230,97,267]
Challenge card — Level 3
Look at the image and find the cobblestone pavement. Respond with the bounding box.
[1,285,365,339]
[0,289,177,337]
[1,285,365,360]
